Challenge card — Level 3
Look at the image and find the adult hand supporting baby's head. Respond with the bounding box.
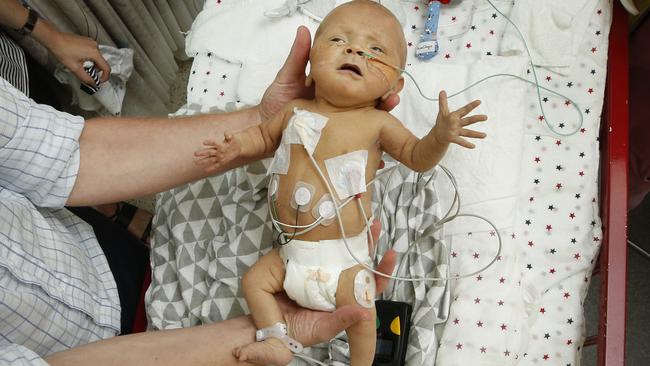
[258,26,314,122]
[377,93,400,112]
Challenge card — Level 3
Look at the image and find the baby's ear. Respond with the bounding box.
[381,77,404,101]
[393,77,405,94]
[305,74,313,88]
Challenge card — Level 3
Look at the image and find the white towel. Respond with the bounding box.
[185,0,319,107]
[499,0,597,75]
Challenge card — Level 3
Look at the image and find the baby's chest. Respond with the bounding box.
[316,119,380,153]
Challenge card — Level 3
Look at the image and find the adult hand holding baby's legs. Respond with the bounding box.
[44,249,394,366]
[279,249,396,348]
[237,248,396,365]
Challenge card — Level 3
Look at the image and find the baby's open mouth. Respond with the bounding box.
[338,63,363,76]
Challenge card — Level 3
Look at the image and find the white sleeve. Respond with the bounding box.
[0,77,85,207]
[0,344,50,366]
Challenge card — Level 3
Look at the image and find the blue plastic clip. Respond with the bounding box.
[415,1,441,60]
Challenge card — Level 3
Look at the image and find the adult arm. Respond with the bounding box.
[67,25,400,206]
[65,26,315,206]
[0,0,110,84]
[66,108,262,206]
[193,101,298,174]
[45,250,396,366]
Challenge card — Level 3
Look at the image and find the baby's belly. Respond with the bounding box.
[272,161,374,242]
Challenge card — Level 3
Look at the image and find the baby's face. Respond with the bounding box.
[309,1,406,108]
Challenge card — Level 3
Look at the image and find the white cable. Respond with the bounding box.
[267,154,501,283]
[357,197,374,256]
[304,153,502,283]
[268,164,401,237]
[628,239,650,260]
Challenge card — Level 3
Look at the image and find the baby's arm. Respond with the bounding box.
[194,102,295,173]
[379,91,487,172]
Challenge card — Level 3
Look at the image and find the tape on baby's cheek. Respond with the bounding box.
[353,269,376,309]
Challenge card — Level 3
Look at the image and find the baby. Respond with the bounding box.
[194,1,486,365]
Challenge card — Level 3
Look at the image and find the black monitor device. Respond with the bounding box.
[373,300,412,366]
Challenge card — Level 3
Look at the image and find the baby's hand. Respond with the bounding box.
[433,91,488,149]
[193,133,241,173]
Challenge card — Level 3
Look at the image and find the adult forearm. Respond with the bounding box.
[67,108,261,206]
[0,0,28,30]
[46,316,256,366]
[0,0,56,45]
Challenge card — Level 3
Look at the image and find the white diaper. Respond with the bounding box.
[279,230,372,312]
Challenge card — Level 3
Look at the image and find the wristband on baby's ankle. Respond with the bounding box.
[255,322,303,353]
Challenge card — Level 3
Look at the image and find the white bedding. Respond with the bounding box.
[150,1,611,365]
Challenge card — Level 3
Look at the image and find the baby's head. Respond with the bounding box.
[309,0,407,108]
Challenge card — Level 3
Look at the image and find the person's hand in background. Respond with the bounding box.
[0,0,111,86]
[45,30,111,85]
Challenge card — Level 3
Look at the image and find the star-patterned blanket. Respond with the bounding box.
[147,1,612,365]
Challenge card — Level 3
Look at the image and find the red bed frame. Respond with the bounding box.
[132,2,631,364]
[587,1,629,365]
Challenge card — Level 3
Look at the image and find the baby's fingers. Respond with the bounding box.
[202,139,220,147]
[194,156,214,166]
[194,147,217,157]
[453,137,476,149]
[196,156,224,170]
[460,128,487,139]
[455,100,482,117]
[461,114,488,126]
[438,90,449,115]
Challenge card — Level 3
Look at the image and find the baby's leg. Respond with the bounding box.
[336,265,377,366]
[234,248,293,365]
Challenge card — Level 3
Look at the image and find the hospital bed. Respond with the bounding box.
[141,1,629,365]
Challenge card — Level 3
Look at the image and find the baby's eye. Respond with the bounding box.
[330,37,345,44]
[370,46,385,54]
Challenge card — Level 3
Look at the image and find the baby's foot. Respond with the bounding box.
[233,337,293,365]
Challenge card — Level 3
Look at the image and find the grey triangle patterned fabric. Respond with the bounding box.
[146,160,449,365]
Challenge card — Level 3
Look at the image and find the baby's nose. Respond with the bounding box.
[345,48,365,57]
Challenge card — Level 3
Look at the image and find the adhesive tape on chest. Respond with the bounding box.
[324,150,368,200]
[318,201,335,219]
[269,175,279,197]
[268,143,290,176]
[311,194,336,226]
[291,181,315,212]
[353,269,376,309]
[295,187,311,206]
